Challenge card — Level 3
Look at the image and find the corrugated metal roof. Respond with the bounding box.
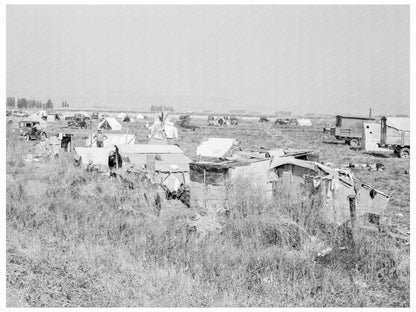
[270,156,318,171]
[75,144,190,172]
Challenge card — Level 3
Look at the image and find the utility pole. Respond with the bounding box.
[369,108,372,118]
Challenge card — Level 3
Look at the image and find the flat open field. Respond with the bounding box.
[6,117,410,307]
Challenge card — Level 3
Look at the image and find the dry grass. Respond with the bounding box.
[6,118,410,307]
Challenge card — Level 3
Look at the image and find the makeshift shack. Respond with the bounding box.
[98,117,122,131]
[74,144,191,193]
[47,113,61,122]
[48,133,73,156]
[190,158,273,213]
[269,157,390,225]
[85,133,136,147]
[361,122,384,152]
[380,117,410,157]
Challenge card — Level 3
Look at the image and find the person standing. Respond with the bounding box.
[93,129,108,147]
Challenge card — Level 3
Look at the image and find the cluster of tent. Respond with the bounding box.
[275,118,313,127]
[208,115,238,126]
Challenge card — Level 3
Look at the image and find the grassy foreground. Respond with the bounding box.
[6,135,409,307]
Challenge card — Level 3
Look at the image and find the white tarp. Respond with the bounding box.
[26,114,48,127]
[297,119,312,126]
[361,123,384,152]
[148,118,179,140]
[385,117,410,132]
[98,117,122,131]
[136,113,144,120]
[33,110,47,118]
[196,138,236,158]
[85,133,136,147]
[164,121,178,139]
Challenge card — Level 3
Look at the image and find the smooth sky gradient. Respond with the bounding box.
[7,5,409,115]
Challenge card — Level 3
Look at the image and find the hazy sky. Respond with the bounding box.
[7,5,409,115]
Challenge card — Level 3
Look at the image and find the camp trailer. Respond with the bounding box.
[332,115,376,146]
[379,117,410,158]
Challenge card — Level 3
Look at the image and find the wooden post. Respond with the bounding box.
[369,108,372,118]
[146,154,155,172]
[203,168,206,210]
[347,195,356,248]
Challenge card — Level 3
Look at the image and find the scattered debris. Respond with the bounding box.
[344,163,385,171]
[176,115,200,131]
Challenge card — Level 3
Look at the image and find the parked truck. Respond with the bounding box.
[379,117,410,158]
[331,115,376,147]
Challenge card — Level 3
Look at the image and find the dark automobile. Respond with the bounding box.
[68,117,88,129]
[176,115,200,131]
[14,111,29,118]
[18,120,47,141]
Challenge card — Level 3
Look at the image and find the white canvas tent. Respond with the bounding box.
[122,115,133,122]
[196,138,237,159]
[26,114,48,128]
[361,123,384,152]
[98,117,122,131]
[117,112,126,119]
[148,113,179,141]
[296,119,313,126]
[34,110,47,118]
[164,121,178,139]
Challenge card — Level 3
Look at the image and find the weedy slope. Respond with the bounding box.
[6,119,409,307]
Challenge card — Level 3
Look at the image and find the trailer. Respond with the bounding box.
[333,115,376,147]
[379,117,410,158]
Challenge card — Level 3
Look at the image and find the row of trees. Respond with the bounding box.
[150,105,174,112]
[7,97,56,110]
